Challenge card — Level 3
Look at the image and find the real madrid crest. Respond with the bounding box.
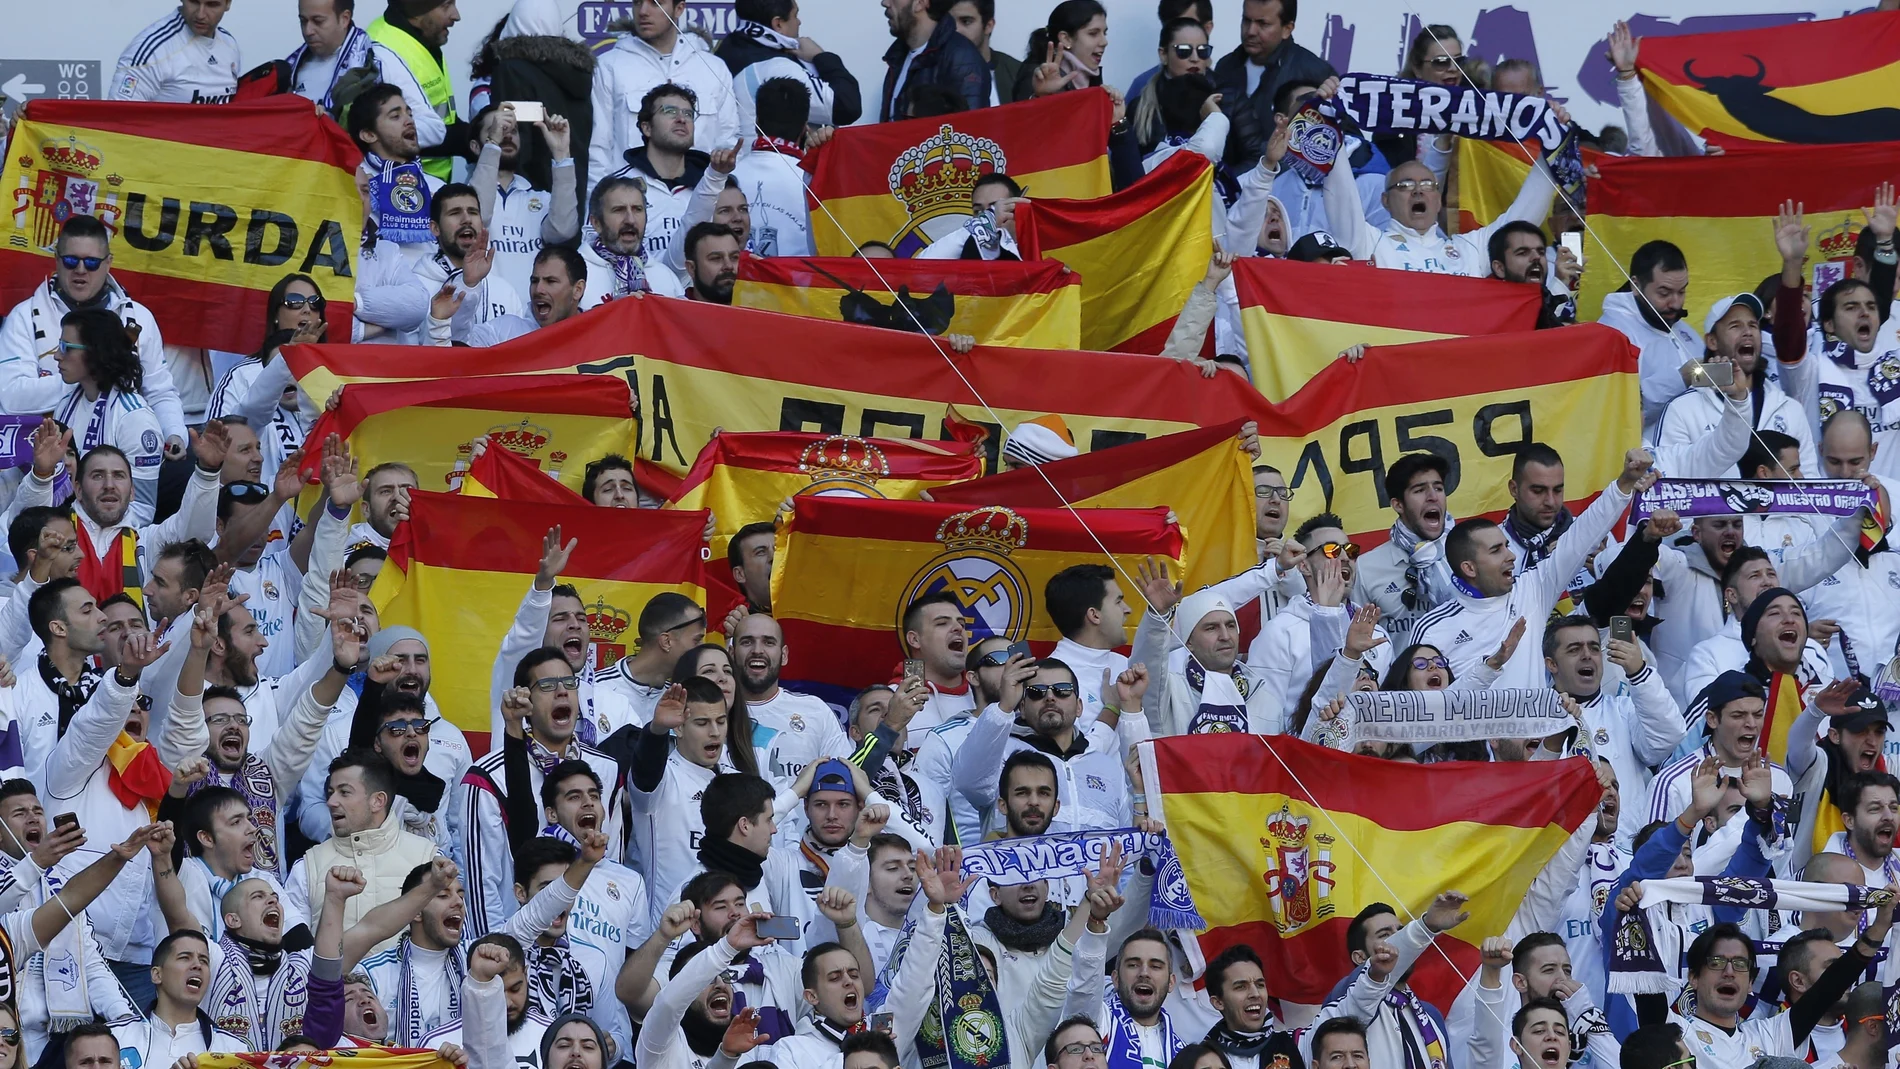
[798,435,891,497]
[949,995,1004,1066]
[899,507,1032,643]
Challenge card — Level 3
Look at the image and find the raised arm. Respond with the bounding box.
[37,823,163,948]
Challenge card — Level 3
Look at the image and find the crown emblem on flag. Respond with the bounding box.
[889,125,1006,220]
[935,507,1029,555]
[1264,804,1311,849]
[39,136,102,175]
[586,596,631,642]
[105,174,124,187]
[1817,216,1861,259]
[488,420,552,455]
[799,435,889,488]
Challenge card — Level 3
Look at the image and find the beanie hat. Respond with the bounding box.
[540,1013,612,1068]
[367,625,429,660]
[1739,586,1802,654]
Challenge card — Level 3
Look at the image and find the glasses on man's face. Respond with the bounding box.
[1317,541,1362,560]
[1389,178,1441,194]
[665,615,707,636]
[1254,485,1293,501]
[58,255,104,271]
[1169,43,1214,59]
[1411,655,1450,671]
[1701,955,1749,974]
[1058,1043,1108,1058]
[225,481,271,501]
[206,712,252,728]
[979,649,1012,667]
[381,718,431,737]
[1425,53,1467,68]
[656,104,697,121]
[55,340,88,356]
[531,675,582,693]
[1022,682,1077,702]
[281,294,325,311]
[345,570,377,590]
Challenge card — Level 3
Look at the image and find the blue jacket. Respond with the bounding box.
[880,16,991,121]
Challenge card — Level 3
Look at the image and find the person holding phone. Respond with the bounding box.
[1486,220,1581,329]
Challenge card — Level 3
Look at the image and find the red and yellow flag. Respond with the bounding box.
[1577,141,1900,322]
[371,490,711,745]
[771,497,1182,692]
[200,1045,451,1069]
[0,98,360,353]
[1145,734,1600,1009]
[931,421,1252,592]
[461,438,590,505]
[732,256,1082,349]
[1017,151,1216,353]
[670,430,984,559]
[1234,258,1543,402]
[107,733,171,817]
[803,90,1113,257]
[300,374,636,500]
[1634,11,1900,147]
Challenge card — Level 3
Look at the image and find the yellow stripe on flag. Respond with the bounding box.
[731,280,1081,350]
[1241,310,1453,400]
[811,158,1108,258]
[1453,139,1537,232]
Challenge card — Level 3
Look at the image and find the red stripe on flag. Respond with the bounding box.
[932,422,1245,507]
[1591,141,1900,218]
[738,255,1078,297]
[786,496,1183,557]
[1017,152,1211,255]
[18,98,363,169]
[397,489,708,581]
[1234,259,1543,335]
[1638,10,1900,89]
[1197,917,1481,1014]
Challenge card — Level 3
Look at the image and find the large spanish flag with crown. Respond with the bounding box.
[1634,10,1900,147]
[1235,258,1543,403]
[1016,151,1216,354]
[299,375,637,499]
[771,498,1182,692]
[0,98,360,353]
[1142,735,1601,1009]
[669,430,985,559]
[372,490,712,745]
[803,90,1113,257]
[1577,140,1900,323]
[930,421,1253,592]
[732,256,1082,349]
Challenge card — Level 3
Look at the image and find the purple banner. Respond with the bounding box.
[1632,478,1877,522]
[0,416,41,470]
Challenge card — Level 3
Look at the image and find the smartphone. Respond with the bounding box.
[1609,616,1633,644]
[1691,361,1735,388]
[1006,639,1034,663]
[52,813,76,829]
[756,915,800,942]
[504,100,546,123]
[902,658,925,683]
[869,1012,895,1034]
[1559,231,1584,267]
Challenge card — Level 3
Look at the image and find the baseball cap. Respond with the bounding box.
[810,759,856,799]
[1831,681,1891,733]
[1703,292,1765,335]
[1289,232,1351,263]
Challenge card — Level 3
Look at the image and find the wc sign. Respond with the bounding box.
[576,2,740,46]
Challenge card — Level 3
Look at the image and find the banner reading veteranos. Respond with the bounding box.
[1633,478,1879,522]
[0,97,360,353]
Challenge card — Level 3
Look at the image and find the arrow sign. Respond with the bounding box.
[0,73,45,100]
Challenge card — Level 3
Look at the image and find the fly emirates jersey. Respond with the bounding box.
[113,12,241,103]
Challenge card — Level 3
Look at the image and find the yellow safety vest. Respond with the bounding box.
[367,16,457,181]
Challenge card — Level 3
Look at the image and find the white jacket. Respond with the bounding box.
[354,237,431,344]
[42,673,153,961]
[1352,527,1452,642]
[1777,324,1900,485]
[588,33,741,201]
[731,150,814,259]
[459,740,623,939]
[1245,596,1393,723]
[1598,290,1706,439]
[952,704,1128,835]
[0,277,187,441]
[1324,152,1554,275]
[1801,546,1900,679]
[579,241,687,308]
[969,919,1088,1069]
[1566,664,1684,831]
[1682,624,1835,726]
[1657,377,1816,479]
[1412,479,1633,689]
[112,12,240,103]
[413,250,524,343]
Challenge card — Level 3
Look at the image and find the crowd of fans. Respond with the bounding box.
[0,3,1894,1069]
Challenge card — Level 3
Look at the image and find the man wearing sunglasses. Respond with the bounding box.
[1243,513,1392,724]
[0,216,188,455]
[594,592,707,729]
[1417,449,1655,690]
[952,654,1134,835]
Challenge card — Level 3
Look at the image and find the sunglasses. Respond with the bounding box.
[1170,43,1215,59]
[58,255,104,271]
[531,674,582,693]
[225,481,271,500]
[380,717,432,737]
[664,615,707,636]
[1022,682,1077,701]
[1317,541,1361,560]
[1424,53,1467,68]
[979,649,1013,667]
[0,1029,18,1045]
[55,340,88,355]
[281,294,325,310]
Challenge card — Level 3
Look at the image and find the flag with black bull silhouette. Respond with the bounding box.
[732,255,1082,349]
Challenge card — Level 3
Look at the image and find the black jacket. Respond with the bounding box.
[482,34,598,198]
[1132,70,1267,173]
[616,144,711,193]
[715,30,863,127]
[880,16,991,121]
[1212,37,1335,138]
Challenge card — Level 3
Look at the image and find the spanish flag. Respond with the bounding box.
[1634,10,1900,146]
[371,490,712,745]
[198,1048,453,1069]
[106,732,171,818]
[669,431,984,559]
[1452,139,1541,233]
[732,256,1082,350]
[1142,734,1600,1009]
[771,497,1182,692]
[1233,258,1543,402]
[1576,141,1900,322]
[0,98,360,353]
[1016,151,1216,354]
[460,437,589,505]
[803,90,1113,257]
[299,375,637,500]
[930,421,1252,592]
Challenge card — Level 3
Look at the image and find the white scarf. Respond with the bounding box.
[33,867,89,1031]
[735,19,818,74]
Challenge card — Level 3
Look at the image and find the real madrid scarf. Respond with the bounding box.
[1166,648,1249,734]
[1284,92,1357,187]
[394,935,464,1045]
[1387,517,1456,616]
[1609,876,1892,994]
[33,867,88,1032]
[588,234,650,298]
[364,151,434,245]
[37,653,101,737]
[206,931,309,1049]
[920,906,1010,1069]
[1104,988,1182,1069]
[197,754,281,878]
[1341,688,1574,752]
[1504,506,1573,572]
[525,938,595,1020]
